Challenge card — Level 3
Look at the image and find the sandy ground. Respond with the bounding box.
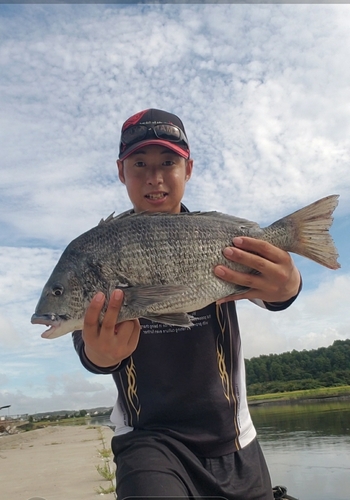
[0,424,115,500]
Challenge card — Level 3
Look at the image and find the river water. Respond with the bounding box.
[92,399,350,500]
[250,399,350,500]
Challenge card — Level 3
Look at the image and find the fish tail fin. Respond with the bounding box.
[271,195,340,269]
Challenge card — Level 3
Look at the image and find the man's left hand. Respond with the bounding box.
[214,237,301,304]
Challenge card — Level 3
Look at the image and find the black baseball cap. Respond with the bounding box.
[119,108,190,160]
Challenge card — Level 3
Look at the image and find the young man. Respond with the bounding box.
[73,109,301,499]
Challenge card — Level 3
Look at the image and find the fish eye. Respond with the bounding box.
[51,283,64,297]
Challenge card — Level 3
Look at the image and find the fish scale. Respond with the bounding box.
[31,195,340,339]
[110,216,242,300]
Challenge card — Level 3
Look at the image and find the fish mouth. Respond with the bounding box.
[31,313,63,339]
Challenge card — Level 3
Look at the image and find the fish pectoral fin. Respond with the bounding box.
[122,284,188,308]
[143,313,194,327]
[228,284,250,295]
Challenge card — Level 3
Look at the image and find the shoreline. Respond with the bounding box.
[248,393,350,406]
[0,424,115,500]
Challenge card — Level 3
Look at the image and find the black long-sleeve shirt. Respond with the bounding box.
[73,204,301,457]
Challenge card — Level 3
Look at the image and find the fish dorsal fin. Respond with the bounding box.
[98,212,115,225]
[99,210,261,230]
[98,209,135,225]
[195,211,262,230]
[98,209,163,225]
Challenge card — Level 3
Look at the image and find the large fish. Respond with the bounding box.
[31,195,340,339]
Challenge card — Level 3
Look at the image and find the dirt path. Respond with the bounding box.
[0,425,115,500]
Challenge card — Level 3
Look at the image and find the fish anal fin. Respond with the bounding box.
[143,313,194,328]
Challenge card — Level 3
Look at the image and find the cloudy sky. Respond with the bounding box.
[1,3,349,416]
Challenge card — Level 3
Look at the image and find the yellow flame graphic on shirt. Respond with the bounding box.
[216,303,231,403]
[125,358,141,419]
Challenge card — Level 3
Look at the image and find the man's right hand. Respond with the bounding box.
[82,289,141,368]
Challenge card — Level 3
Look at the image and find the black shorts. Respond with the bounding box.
[111,430,273,500]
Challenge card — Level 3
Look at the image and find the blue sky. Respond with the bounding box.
[1,4,349,416]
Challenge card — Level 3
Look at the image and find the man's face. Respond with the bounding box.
[117,145,193,213]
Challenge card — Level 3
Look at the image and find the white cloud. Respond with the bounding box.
[0,371,117,415]
[2,4,350,233]
[0,315,19,348]
[1,3,350,413]
[239,273,350,359]
[0,247,62,346]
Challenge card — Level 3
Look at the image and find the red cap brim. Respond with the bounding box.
[119,139,190,161]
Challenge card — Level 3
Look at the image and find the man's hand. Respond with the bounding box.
[82,289,141,368]
[215,237,301,304]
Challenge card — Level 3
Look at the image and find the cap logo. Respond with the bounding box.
[122,109,149,131]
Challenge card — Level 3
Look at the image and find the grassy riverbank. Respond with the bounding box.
[11,416,92,432]
[248,384,350,405]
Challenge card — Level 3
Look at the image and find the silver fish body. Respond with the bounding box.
[31,195,340,339]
